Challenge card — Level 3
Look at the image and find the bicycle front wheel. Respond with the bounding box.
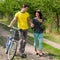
[8,41,17,60]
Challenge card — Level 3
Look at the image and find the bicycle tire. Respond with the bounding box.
[8,41,17,60]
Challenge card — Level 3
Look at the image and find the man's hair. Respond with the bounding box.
[22,4,29,8]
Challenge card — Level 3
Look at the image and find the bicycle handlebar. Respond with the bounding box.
[8,26,19,30]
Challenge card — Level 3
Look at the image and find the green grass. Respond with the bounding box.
[28,29,60,44]
[0,18,17,31]
[28,28,60,44]
[44,33,60,44]
[1,18,60,44]
[0,36,5,46]
[0,32,60,60]
[28,28,33,33]
[28,27,60,44]
[0,18,60,60]
[27,36,60,60]
[43,43,60,60]
[0,23,60,60]
[0,18,10,25]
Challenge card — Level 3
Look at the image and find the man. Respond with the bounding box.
[8,4,33,58]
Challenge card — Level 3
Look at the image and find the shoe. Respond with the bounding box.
[20,53,27,58]
[42,52,45,55]
[6,51,8,54]
[35,48,38,55]
[36,53,39,55]
[5,48,8,54]
[38,53,43,57]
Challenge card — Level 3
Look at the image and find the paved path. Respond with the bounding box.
[0,26,58,60]
[0,46,8,60]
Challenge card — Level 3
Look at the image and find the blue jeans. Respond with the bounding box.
[34,33,43,51]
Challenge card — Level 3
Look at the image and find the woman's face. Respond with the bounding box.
[35,12,40,17]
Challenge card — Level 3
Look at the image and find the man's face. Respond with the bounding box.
[23,7,28,12]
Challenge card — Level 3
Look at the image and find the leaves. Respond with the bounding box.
[0,0,60,32]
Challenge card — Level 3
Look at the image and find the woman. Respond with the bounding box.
[31,10,44,56]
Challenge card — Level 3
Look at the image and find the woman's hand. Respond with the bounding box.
[38,19,42,23]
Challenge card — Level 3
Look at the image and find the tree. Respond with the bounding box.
[0,0,60,33]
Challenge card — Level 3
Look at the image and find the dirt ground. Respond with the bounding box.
[0,26,57,60]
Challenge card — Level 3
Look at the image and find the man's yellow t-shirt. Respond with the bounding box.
[15,11,30,30]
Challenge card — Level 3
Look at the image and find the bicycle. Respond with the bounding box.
[5,27,20,60]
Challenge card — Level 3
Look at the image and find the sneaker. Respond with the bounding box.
[20,53,27,58]
[5,48,8,54]
[35,51,39,55]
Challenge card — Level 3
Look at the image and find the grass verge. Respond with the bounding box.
[0,36,5,46]
[44,33,60,44]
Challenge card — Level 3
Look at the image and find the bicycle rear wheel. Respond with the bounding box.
[8,41,17,60]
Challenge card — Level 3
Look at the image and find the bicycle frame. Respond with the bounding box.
[6,36,13,53]
[6,27,20,60]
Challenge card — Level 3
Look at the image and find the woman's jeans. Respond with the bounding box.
[34,33,43,51]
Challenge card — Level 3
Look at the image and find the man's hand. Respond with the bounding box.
[30,23,34,28]
[8,25,13,28]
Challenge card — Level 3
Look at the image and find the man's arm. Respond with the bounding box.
[8,17,17,27]
[27,17,34,27]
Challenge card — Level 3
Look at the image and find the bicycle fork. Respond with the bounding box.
[6,36,13,54]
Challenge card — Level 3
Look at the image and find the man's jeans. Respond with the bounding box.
[19,29,28,54]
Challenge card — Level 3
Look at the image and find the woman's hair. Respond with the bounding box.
[34,10,43,19]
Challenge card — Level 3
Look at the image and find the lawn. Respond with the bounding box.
[0,18,10,25]
[44,33,60,44]
[28,27,60,44]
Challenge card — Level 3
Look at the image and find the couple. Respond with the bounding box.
[8,4,44,58]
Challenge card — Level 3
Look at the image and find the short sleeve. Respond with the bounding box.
[28,13,30,17]
[15,12,19,18]
[26,12,30,17]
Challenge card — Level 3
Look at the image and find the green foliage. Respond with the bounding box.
[0,0,60,32]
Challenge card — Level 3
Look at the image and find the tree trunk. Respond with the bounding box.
[56,13,59,32]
